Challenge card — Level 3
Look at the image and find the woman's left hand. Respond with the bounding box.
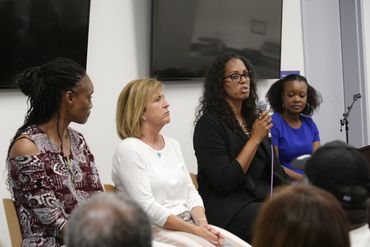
[200,223,224,246]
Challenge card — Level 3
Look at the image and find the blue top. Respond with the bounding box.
[271,113,320,174]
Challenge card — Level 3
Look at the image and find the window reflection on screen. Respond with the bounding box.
[151,0,282,80]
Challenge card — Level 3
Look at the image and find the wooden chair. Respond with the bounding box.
[3,198,22,247]
[104,183,117,192]
[189,173,199,190]
[3,184,116,247]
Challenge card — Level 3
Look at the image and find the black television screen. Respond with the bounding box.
[150,0,283,80]
[0,0,90,89]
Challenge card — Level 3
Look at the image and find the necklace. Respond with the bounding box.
[66,156,73,169]
[237,118,250,136]
[64,155,76,182]
[143,135,165,158]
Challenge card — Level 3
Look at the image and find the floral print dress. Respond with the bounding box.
[7,126,103,247]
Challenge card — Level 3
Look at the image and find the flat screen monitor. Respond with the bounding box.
[150,0,283,80]
[0,0,90,89]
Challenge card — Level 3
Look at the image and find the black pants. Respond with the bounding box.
[225,202,262,243]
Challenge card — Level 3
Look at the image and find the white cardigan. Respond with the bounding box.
[112,136,203,227]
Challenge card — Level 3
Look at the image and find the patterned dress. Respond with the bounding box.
[7,126,103,247]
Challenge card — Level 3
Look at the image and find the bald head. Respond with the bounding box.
[65,192,152,247]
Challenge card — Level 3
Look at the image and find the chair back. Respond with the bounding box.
[189,173,199,190]
[104,184,117,192]
[3,198,22,247]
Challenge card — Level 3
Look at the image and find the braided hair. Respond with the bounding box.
[7,57,86,157]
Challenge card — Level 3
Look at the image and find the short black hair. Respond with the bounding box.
[266,74,322,116]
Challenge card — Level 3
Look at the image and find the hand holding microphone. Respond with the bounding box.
[250,100,272,142]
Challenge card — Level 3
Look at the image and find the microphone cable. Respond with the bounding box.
[270,143,274,198]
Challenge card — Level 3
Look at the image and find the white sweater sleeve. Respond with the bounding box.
[173,140,204,210]
[112,141,172,226]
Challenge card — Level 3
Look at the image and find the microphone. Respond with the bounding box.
[256,99,268,114]
[256,99,271,138]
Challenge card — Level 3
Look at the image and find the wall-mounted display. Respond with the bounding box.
[0,0,91,89]
[150,0,283,81]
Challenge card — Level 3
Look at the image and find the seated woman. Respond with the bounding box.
[6,58,104,246]
[112,78,250,247]
[193,53,289,242]
[252,184,350,247]
[266,74,322,180]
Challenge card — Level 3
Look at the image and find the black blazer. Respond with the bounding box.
[193,112,289,228]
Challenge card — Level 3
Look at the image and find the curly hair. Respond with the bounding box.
[195,53,258,136]
[266,74,322,116]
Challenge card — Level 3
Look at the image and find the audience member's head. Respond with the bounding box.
[252,185,350,247]
[305,140,370,226]
[65,192,152,247]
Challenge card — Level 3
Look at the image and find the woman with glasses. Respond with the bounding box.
[266,74,321,180]
[193,53,289,243]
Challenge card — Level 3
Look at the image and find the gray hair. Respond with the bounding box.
[65,192,152,247]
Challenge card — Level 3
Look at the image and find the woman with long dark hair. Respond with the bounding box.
[193,53,289,242]
[7,58,103,247]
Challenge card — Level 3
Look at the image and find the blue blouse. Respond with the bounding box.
[271,113,320,174]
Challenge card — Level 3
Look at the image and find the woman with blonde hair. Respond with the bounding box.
[112,78,250,247]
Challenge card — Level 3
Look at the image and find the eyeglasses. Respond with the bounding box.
[224,71,252,84]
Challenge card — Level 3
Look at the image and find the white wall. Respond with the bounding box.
[364,0,370,143]
[301,0,347,144]
[0,0,304,246]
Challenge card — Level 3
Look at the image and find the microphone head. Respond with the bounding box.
[256,99,268,113]
[353,93,361,100]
